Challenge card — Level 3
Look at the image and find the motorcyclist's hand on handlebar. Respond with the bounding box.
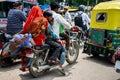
[56,40,61,43]
[56,40,66,45]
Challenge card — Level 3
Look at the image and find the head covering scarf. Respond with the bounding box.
[23,6,43,33]
[23,6,48,46]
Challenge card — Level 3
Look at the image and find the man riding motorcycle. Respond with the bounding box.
[50,2,72,74]
[74,5,90,39]
[43,10,66,75]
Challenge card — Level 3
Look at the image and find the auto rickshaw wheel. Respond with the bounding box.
[92,53,99,57]
[91,51,99,57]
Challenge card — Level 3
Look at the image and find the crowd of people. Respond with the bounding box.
[4,1,91,75]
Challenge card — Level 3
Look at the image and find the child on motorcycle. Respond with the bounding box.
[43,10,66,75]
[43,11,62,64]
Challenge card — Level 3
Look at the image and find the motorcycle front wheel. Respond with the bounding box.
[66,40,79,64]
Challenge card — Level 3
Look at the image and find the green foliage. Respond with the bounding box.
[66,0,112,6]
[38,0,112,6]
[38,0,63,4]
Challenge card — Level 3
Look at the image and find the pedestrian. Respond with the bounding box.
[6,1,26,36]
[74,5,90,39]
[50,2,72,75]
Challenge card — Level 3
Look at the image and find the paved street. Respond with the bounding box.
[0,48,120,80]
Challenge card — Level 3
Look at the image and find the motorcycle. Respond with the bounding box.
[0,31,19,67]
[22,30,79,77]
[0,31,7,50]
[115,47,120,73]
[71,26,84,48]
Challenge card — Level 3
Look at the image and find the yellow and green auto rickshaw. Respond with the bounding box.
[83,1,120,62]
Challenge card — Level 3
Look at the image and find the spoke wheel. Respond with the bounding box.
[66,41,79,64]
[29,53,46,78]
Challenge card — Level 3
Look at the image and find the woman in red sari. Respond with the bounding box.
[20,6,48,71]
[22,6,48,46]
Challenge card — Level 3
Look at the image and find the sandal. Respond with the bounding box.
[19,67,29,72]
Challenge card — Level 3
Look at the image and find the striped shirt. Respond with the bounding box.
[6,8,26,35]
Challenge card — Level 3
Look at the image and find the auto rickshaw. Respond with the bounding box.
[83,1,120,62]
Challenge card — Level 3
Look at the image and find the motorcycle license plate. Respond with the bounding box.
[115,60,120,70]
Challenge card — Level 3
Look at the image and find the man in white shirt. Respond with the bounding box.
[77,5,90,30]
[50,3,72,38]
[63,6,72,25]
[50,2,72,50]
[50,2,72,75]
[75,5,90,39]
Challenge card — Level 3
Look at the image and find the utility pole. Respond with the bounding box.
[87,0,90,13]
[21,0,24,10]
[96,0,98,4]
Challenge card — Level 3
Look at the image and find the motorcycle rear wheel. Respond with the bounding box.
[29,53,47,78]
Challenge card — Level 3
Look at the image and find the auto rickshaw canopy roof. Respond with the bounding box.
[93,1,120,10]
[90,1,120,30]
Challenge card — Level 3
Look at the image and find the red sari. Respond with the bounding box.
[20,6,48,71]
[23,6,48,46]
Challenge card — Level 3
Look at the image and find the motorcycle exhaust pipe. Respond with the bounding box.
[38,65,50,70]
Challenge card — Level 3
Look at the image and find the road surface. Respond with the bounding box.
[0,48,120,80]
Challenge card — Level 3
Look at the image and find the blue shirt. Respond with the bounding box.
[46,23,58,40]
[7,8,26,35]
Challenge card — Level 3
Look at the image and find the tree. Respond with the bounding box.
[38,0,63,5]
[66,0,112,6]
[37,0,112,6]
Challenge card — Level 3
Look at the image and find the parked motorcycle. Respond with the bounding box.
[115,47,120,73]
[0,31,7,50]
[0,31,16,67]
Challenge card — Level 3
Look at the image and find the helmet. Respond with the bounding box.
[78,5,85,12]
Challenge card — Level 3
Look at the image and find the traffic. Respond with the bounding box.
[0,0,120,79]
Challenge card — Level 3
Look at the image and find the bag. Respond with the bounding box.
[74,13,83,27]
[74,13,87,31]
[9,34,31,52]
